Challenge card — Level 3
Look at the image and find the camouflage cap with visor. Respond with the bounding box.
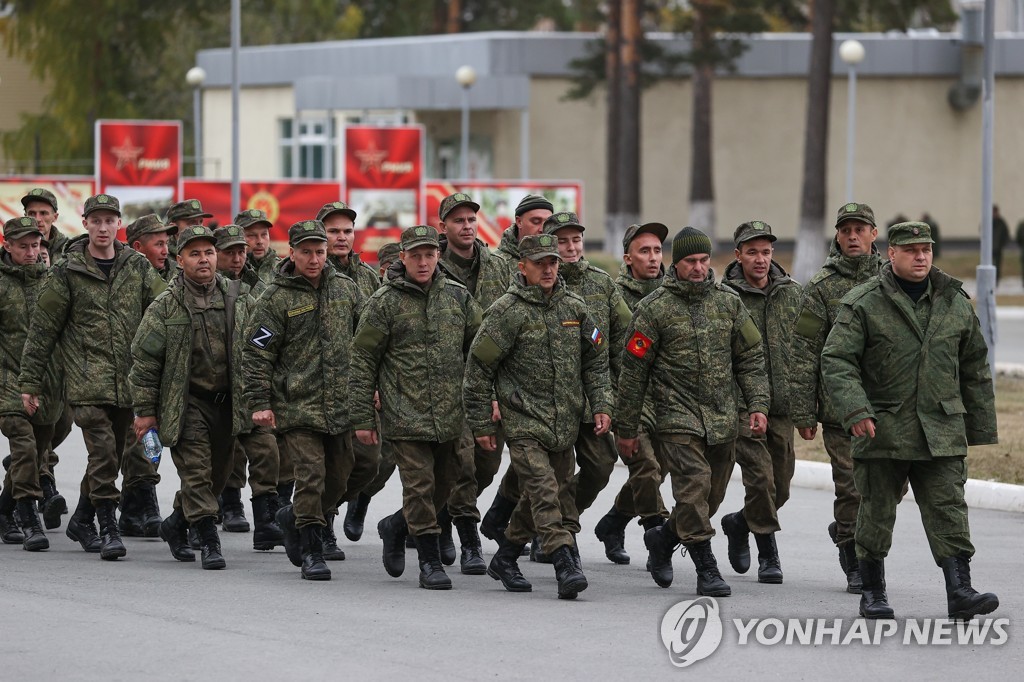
[519,233,562,262]
[83,194,121,217]
[288,220,328,246]
[214,225,247,250]
[235,208,273,230]
[835,202,876,228]
[21,188,58,212]
[734,220,777,246]
[126,214,177,244]
[377,242,401,268]
[176,225,218,251]
[439,193,480,221]
[542,211,585,235]
[316,201,357,222]
[622,222,669,251]
[3,216,44,242]
[400,225,440,251]
[166,199,213,222]
[887,221,935,247]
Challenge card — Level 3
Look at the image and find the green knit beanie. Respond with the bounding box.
[671,226,712,263]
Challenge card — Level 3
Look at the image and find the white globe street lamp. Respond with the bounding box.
[456,66,477,179]
[839,40,865,202]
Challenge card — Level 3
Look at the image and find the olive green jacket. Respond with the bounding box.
[330,252,381,300]
[46,225,70,262]
[350,264,482,443]
[821,264,997,459]
[790,240,884,429]
[463,275,613,451]
[491,225,523,284]
[560,259,632,386]
[615,264,664,432]
[616,269,770,444]
[247,250,282,285]
[19,237,166,407]
[242,259,364,434]
[129,273,252,446]
[158,258,180,284]
[439,236,510,313]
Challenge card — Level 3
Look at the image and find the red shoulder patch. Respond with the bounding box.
[626,330,653,359]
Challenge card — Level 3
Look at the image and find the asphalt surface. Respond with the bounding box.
[1,431,1020,681]
[995,308,1024,365]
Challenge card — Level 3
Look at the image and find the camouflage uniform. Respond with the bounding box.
[235,209,281,286]
[20,188,68,261]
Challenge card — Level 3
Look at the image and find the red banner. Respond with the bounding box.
[0,176,95,244]
[343,126,424,231]
[95,120,182,218]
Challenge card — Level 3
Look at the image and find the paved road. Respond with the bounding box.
[995,308,1024,365]
[2,432,1020,680]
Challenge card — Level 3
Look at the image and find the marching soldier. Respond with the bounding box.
[165,198,214,258]
[236,209,280,285]
[127,214,179,282]
[22,188,69,261]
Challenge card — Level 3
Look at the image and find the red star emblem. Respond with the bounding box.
[111,136,144,170]
[355,142,388,172]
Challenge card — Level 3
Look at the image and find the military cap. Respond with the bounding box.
[316,201,357,222]
[176,225,218,251]
[288,219,328,246]
[83,194,121,217]
[543,211,585,235]
[126,214,177,244]
[235,208,273,230]
[835,202,876,228]
[519,233,561,262]
[166,198,213,223]
[515,193,554,217]
[377,242,401,268]
[887,221,935,246]
[21,187,58,212]
[671,226,712,263]
[214,225,247,250]
[623,222,669,251]
[734,220,777,246]
[3,216,44,242]
[400,225,440,251]
[439,193,480,221]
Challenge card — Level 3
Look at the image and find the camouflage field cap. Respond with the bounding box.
[542,211,585,235]
[126,214,177,244]
[835,202,876,228]
[288,219,328,246]
[519,233,561,262]
[3,216,44,241]
[214,225,247,250]
[887,221,935,246]
[515,193,554,217]
[377,242,401,268]
[175,225,218,251]
[235,208,273,230]
[733,220,777,246]
[439,193,480,221]
[400,225,440,251]
[622,222,669,251]
[83,194,121,217]
[166,198,213,222]
[21,187,58,212]
[316,201,357,222]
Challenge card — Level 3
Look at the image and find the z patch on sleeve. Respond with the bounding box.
[626,330,653,359]
[249,325,276,349]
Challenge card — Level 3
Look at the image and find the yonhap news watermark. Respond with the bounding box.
[660,597,1010,668]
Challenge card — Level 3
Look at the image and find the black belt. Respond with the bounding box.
[190,387,230,405]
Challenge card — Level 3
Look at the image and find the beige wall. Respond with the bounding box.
[203,86,294,179]
[0,47,49,168]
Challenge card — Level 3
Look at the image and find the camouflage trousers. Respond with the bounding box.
[168,397,235,524]
[282,428,354,529]
[854,456,973,565]
[392,439,458,536]
[42,403,74,481]
[226,426,280,498]
[447,423,504,522]
[823,425,859,546]
[0,415,54,500]
[504,438,577,555]
[73,405,134,504]
[731,415,796,534]
[661,434,736,545]
[361,438,396,499]
[612,426,668,521]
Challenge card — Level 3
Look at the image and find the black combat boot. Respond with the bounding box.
[117,486,146,537]
[377,510,408,577]
[274,504,302,567]
[829,521,862,593]
[220,486,250,533]
[721,511,751,574]
[300,525,331,581]
[686,540,731,597]
[551,544,588,600]
[138,483,162,537]
[487,536,532,592]
[96,500,127,561]
[188,525,202,550]
[277,481,294,509]
[39,476,67,530]
[65,496,101,553]
[0,486,26,544]
[754,532,783,584]
[479,492,516,543]
[641,516,665,531]
[530,535,552,563]
[322,512,346,561]
[195,516,226,570]
[17,498,49,551]
[644,524,678,588]
[436,506,457,566]
[454,517,487,575]
[858,558,895,619]
[415,534,453,590]
[251,493,284,551]
[594,507,631,565]
[343,492,371,542]
[940,556,999,620]
[158,507,195,562]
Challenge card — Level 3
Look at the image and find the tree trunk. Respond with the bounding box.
[612,0,642,257]
[446,0,462,33]
[688,11,716,249]
[792,0,836,284]
[604,0,623,253]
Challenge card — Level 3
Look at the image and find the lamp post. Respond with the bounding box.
[185,66,206,178]
[838,39,865,202]
[455,65,477,179]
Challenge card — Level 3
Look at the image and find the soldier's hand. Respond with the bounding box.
[373,391,382,412]
[133,416,158,443]
[253,410,276,428]
[356,429,379,446]
[475,435,497,452]
[21,394,40,416]
[490,400,502,423]
[593,413,611,435]
[749,412,768,436]
[851,418,876,439]
[798,426,817,441]
[616,435,638,459]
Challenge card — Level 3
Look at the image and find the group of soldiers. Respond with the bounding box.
[0,187,1000,617]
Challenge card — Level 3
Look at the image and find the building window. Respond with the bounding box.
[279,117,336,179]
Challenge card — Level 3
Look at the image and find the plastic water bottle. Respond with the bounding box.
[142,428,162,466]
